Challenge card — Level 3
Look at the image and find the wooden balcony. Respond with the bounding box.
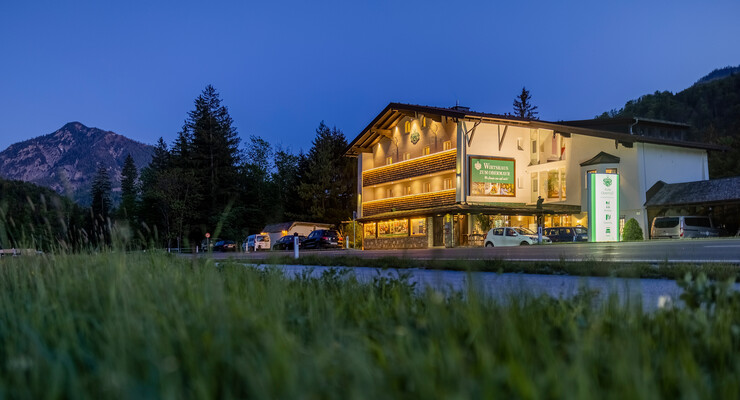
[362,189,456,217]
[362,149,456,187]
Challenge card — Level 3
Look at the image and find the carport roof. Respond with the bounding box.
[645,177,740,207]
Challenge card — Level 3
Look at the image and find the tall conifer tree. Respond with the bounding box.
[182,85,241,237]
[513,87,539,119]
[119,154,138,222]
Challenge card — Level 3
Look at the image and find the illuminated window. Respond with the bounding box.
[424,182,431,192]
[378,219,409,238]
[423,146,430,155]
[410,218,426,236]
[405,186,412,195]
[559,168,566,200]
[363,223,377,238]
[403,152,411,161]
[606,168,618,174]
[404,121,411,133]
[386,156,392,165]
[421,116,426,127]
[443,141,452,150]
[444,178,452,190]
[547,170,559,199]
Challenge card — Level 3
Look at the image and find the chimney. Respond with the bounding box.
[451,100,470,112]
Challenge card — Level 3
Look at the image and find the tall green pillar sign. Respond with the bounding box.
[588,173,620,242]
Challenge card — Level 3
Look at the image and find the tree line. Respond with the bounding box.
[104,85,356,249]
[1,85,356,252]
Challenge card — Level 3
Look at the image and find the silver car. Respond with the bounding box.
[484,227,551,247]
[650,216,721,239]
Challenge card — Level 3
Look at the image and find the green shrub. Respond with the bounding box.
[622,217,644,241]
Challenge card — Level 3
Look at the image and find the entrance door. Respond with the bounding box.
[455,215,469,246]
[433,216,444,246]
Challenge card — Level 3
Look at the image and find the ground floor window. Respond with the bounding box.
[410,218,426,236]
[378,219,409,237]
[364,222,377,238]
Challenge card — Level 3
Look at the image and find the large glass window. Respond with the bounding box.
[364,223,377,238]
[410,218,426,236]
[378,219,409,238]
[560,168,566,200]
[547,170,559,199]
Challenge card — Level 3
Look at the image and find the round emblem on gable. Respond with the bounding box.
[410,130,420,144]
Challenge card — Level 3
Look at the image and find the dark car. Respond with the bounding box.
[543,227,588,242]
[272,235,306,250]
[213,240,237,252]
[302,229,341,249]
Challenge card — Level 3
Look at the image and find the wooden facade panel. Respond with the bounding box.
[363,150,456,187]
[363,190,456,217]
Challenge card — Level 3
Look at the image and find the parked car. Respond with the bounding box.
[200,238,222,252]
[272,235,306,250]
[543,226,588,242]
[302,229,341,249]
[244,234,271,251]
[484,227,551,247]
[213,240,237,252]
[650,216,722,239]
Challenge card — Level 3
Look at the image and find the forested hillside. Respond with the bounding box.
[0,177,87,251]
[597,66,740,177]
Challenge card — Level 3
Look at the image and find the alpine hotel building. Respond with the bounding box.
[345,103,721,249]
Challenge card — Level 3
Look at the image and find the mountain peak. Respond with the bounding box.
[60,121,91,132]
[0,124,154,206]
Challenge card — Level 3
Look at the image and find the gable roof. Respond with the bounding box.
[344,103,725,157]
[580,151,621,166]
[262,221,334,233]
[645,177,740,207]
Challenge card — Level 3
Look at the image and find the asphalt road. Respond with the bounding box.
[206,237,740,263]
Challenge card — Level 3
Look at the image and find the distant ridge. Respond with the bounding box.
[695,65,740,85]
[0,122,154,206]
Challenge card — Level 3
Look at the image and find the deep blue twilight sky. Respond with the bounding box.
[1,0,739,154]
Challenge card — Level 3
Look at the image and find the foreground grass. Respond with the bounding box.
[259,254,740,281]
[1,253,740,398]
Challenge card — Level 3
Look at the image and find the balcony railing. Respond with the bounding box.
[362,189,456,217]
[363,149,456,187]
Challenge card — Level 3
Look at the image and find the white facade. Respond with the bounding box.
[349,103,712,245]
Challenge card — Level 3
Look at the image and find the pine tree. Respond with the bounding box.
[90,165,112,220]
[119,154,138,222]
[513,87,539,119]
[299,122,356,225]
[182,85,241,238]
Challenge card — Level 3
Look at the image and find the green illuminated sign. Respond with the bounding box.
[469,157,515,197]
[588,173,620,242]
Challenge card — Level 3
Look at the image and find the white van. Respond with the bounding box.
[650,216,721,239]
[245,234,271,251]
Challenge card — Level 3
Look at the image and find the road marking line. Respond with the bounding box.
[704,245,740,248]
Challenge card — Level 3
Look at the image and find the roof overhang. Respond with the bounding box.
[344,103,726,157]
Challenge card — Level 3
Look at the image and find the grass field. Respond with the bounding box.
[1,252,740,398]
